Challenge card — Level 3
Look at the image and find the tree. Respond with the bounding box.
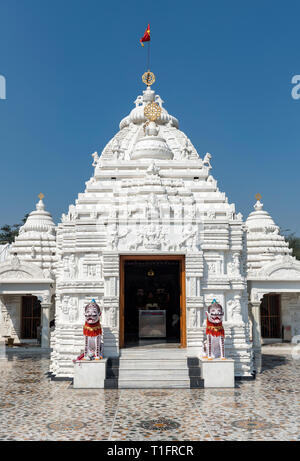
[284,233,300,261]
[0,214,29,244]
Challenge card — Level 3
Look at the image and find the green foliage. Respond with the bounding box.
[284,233,300,260]
[0,214,29,244]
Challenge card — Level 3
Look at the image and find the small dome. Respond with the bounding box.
[119,87,179,130]
[246,200,277,233]
[131,122,173,160]
[246,198,291,272]
[20,198,56,235]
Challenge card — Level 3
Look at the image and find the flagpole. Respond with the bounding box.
[148,40,150,71]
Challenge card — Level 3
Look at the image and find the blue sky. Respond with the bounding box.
[0,0,299,233]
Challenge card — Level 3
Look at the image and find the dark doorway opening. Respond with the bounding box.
[260,294,281,338]
[21,296,41,339]
[123,259,181,347]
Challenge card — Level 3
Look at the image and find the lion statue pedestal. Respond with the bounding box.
[73,359,107,388]
[73,299,107,388]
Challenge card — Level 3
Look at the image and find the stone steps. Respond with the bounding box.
[119,359,188,369]
[105,349,204,389]
[119,368,190,379]
[119,378,191,389]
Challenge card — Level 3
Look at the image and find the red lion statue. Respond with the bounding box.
[203,299,225,360]
[83,299,103,360]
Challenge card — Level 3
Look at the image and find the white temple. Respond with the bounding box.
[1,72,300,385]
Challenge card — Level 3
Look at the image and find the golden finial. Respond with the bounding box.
[255,193,262,201]
[142,70,155,86]
[38,193,44,200]
[144,101,162,121]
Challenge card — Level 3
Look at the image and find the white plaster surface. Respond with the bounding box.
[2,77,300,385]
[201,358,235,388]
[73,359,107,388]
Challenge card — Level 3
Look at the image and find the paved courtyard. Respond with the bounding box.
[0,348,299,441]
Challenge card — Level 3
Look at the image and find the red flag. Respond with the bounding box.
[140,24,150,47]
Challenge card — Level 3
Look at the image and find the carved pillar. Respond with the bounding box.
[0,295,5,339]
[249,301,262,373]
[41,303,51,348]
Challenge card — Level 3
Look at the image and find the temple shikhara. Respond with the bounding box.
[1,71,300,387]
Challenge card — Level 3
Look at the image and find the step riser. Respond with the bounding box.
[119,380,191,389]
[120,353,187,359]
[119,370,189,379]
[119,360,187,369]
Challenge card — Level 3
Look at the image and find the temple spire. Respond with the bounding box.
[254,193,263,211]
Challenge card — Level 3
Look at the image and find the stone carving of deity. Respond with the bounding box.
[207,209,216,220]
[62,297,70,315]
[111,138,124,159]
[174,205,182,219]
[143,224,162,249]
[91,151,99,167]
[86,265,96,278]
[68,205,78,221]
[179,225,197,251]
[185,205,196,220]
[190,307,198,328]
[118,150,125,160]
[227,253,240,277]
[107,225,129,250]
[98,261,103,279]
[69,298,78,322]
[11,254,20,267]
[68,254,78,279]
[146,161,160,176]
[146,193,160,219]
[208,262,217,274]
[108,306,116,328]
[227,296,243,323]
[182,139,192,159]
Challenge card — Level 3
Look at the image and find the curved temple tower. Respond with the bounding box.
[50,72,253,379]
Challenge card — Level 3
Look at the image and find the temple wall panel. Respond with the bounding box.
[281,293,300,338]
[0,295,22,342]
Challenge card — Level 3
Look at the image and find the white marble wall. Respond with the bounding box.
[281,293,300,338]
[0,295,22,342]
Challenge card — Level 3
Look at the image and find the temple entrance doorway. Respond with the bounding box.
[260,294,281,339]
[120,256,186,348]
[21,295,41,340]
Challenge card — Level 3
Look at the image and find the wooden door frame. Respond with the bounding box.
[119,255,186,349]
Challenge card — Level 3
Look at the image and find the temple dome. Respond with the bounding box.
[19,198,56,235]
[8,196,57,277]
[96,82,200,164]
[246,199,291,272]
[246,200,278,233]
[119,86,179,130]
[131,121,173,160]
